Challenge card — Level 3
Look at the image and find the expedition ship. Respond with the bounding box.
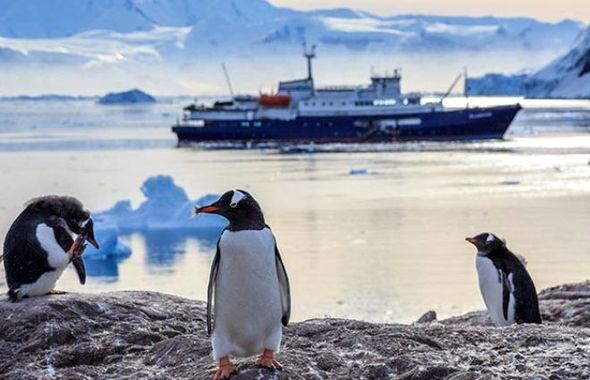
[172,47,520,145]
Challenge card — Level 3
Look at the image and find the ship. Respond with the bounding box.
[172,47,521,145]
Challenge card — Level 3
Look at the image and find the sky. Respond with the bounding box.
[269,0,590,23]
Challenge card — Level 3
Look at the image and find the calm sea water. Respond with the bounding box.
[0,97,589,323]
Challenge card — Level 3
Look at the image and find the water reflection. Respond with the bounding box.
[85,257,121,281]
[144,228,221,267]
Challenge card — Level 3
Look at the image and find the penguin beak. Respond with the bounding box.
[84,219,100,249]
[465,237,477,245]
[195,204,220,215]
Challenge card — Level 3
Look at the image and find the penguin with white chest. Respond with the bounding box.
[3,195,99,302]
[195,190,290,380]
[466,232,541,326]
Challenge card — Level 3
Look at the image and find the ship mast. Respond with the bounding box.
[303,43,316,81]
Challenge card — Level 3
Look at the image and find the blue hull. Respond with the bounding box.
[172,104,521,144]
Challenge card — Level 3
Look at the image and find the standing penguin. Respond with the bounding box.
[466,232,541,326]
[195,189,290,380]
[2,195,99,302]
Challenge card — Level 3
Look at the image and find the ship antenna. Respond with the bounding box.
[221,63,235,98]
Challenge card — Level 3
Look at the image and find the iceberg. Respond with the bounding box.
[97,89,156,105]
[94,175,227,233]
[83,224,132,259]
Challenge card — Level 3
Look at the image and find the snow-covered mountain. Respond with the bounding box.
[468,27,590,98]
[0,1,583,58]
[0,0,585,95]
[526,26,590,98]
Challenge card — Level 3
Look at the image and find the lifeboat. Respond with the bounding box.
[259,94,290,107]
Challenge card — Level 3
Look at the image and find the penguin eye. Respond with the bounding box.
[230,202,238,208]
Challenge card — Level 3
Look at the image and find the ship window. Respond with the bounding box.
[254,121,262,127]
[322,102,326,106]
[329,102,333,106]
[241,121,249,127]
[341,102,346,106]
[311,102,316,106]
[304,102,308,106]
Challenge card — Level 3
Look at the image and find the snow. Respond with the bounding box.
[526,26,590,98]
[0,1,583,64]
[0,26,191,67]
[94,175,227,233]
[423,23,500,37]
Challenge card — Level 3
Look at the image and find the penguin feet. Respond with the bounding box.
[46,290,67,295]
[213,357,237,380]
[256,349,282,369]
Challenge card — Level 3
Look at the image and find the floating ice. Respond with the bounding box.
[349,168,369,175]
[94,175,227,233]
[83,224,131,259]
[349,168,380,176]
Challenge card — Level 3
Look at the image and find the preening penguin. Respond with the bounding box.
[466,233,541,326]
[196,189,291,380]
[2,195,99,302]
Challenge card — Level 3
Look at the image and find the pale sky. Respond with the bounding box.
[269,0,590,23]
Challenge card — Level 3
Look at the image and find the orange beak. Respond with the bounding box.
[465,237,477,245]
[195,205,219,214]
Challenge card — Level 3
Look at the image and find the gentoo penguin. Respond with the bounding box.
[195,189,290,380]
[466,232,541,326]
[2,195,99,302]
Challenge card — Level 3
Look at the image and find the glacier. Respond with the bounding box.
[468,26,590,98]
[526,26,590,98]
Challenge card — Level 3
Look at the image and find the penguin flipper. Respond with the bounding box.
[46,217,74,252]
[207,242,221,336]
[72,256,86,285]
[274,245,291,326]
[500,269,512,321]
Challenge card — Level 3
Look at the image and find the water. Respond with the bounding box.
[0,97,589,323]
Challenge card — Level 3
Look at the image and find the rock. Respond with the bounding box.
[415,310,437,324]
[97,89,156,105]
[0,283,589,379]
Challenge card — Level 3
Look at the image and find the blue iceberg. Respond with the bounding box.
[86,175,226,265]
[94,175,227,233]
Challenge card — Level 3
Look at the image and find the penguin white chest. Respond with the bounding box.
[20,223,71,297]
[476,255,515,326]
[212,228,283,360]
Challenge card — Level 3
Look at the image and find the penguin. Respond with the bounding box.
[2,195,99,302]
[465,232,541,326]
[195,189,290,380]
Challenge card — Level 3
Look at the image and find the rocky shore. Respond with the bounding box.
[1,282,588,379]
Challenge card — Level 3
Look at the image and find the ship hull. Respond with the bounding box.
[172,104,520,145]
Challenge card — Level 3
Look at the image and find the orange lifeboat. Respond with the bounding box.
[259,94,290,107]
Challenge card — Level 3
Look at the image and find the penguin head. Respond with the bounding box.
[26,195,99,248]
[195,189,265,229]
[465,232,504,255]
